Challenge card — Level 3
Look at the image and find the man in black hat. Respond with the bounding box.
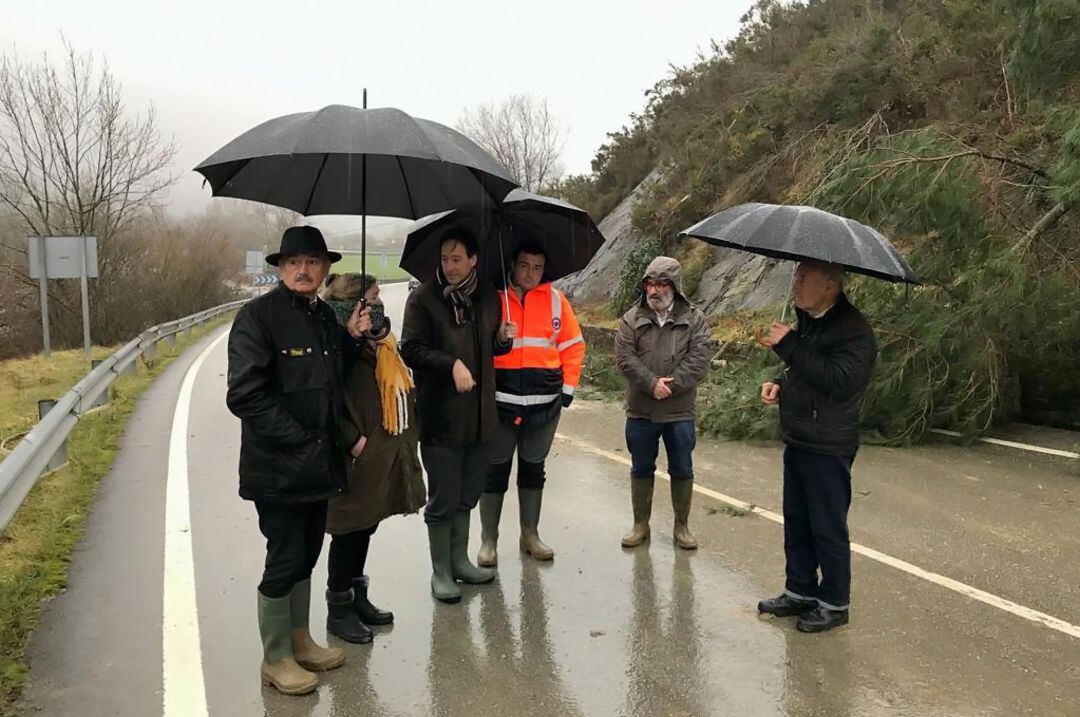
[226,225,372,695]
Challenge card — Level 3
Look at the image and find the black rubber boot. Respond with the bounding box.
[325,588,373,644]
[351,576,393,626]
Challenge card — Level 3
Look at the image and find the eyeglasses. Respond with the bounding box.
[643,280,671,290]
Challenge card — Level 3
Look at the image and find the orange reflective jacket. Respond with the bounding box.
[494,282,585,425]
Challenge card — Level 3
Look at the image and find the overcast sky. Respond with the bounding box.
[3,1,749,218]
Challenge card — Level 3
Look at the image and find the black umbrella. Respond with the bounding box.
[399,188,606,285]
[679,203,919,284]
[194,94,519,279]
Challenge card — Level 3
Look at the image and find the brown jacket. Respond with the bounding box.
[615,257,712,423]
[327,332,426,535]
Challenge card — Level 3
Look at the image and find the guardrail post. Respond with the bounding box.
[163,332,177,347]
[89,360,110,409]
[120,358,137,376]
[37,400,67,472]
[142,339,157,367]
[183,323,192,340]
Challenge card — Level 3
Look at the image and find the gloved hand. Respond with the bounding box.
[561,393,574,408]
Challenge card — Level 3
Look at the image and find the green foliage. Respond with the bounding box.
[697,351,782,442]
[567,0,1080,441]
[613,236,661,316]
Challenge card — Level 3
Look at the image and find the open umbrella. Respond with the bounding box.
[399,188,606,284]
[194,93,519,279]
[679,203,919,284]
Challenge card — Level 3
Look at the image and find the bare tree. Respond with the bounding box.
[0,41,178,353]
[457,95,565,193]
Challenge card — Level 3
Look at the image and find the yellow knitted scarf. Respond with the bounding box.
[374,333,414,435]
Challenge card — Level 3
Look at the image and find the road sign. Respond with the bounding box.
[253,274,279,287]
[27,236,98,357]
[246,251,263,275]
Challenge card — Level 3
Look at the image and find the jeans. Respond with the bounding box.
[254,500,328,598]
[624,418,696,480]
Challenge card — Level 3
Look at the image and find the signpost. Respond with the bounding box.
[253,274,279,287]
[28,236,98,357]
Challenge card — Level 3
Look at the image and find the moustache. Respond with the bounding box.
[294,274,313,283]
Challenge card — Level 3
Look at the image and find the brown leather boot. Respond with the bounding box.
[671,478,699,550]
[289,579,345,672]
[621,476,654,548]
[258,591,318,695]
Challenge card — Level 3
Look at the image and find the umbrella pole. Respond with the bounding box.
[361,88,368,283]
[498,225,510,320]
[780,263,797,324]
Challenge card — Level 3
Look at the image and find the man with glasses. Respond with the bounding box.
[615,256,712,550]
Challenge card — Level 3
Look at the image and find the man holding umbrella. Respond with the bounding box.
[227,226,372,694]
[401,230,514,604]
[757,260,877,633]
[476,239,586,567]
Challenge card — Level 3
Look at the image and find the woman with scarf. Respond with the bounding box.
[320,273,427,642]
[400,230,514,603]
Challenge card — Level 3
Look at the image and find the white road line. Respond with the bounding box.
[163,330,227,717]
[556,432,1080,641]
[929,428,1079,460]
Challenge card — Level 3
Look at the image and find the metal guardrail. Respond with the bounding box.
[0,300,246,533]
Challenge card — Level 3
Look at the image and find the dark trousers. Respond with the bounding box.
[421,442,488,524]
[782,446,855,610]
[625,418,696,480]
[485,413,560,493]
[326,524,378,593]
[254,500,328,599]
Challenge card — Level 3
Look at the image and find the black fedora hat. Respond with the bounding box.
[266,225,343,267]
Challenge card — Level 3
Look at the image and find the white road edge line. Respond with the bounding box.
[928,428,1079,460]
[163,330,228,717]
[556,432,1080,641]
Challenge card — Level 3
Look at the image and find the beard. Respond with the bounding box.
[647,292,675,312]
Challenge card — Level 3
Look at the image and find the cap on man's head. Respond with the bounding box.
[265,225,343,267]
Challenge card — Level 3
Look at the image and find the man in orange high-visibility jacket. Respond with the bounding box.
[476,240,586,567]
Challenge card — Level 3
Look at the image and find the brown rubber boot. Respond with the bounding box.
[518,488,554,561]
[258,591,318,695]
[289,579,345,672]
[671,478,699,550]
[621,476,654,548]
[477,491,504,567]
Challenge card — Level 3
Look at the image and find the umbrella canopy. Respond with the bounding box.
[679,203,919,284]
[194,104,519,217]
[399,188,606,283]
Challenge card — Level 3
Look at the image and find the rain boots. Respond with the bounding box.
[451,510,496,585]
[621,476,654,548]
[289,579,345,672]
[258,591,318,695]
[428,520,462,603]
[325,587,373,644]
[477,492,504,567]
[671,478,699,550]
[518,488,554,561]
[352,575,394,625]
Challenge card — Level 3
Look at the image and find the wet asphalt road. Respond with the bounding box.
[21,283,1080,716]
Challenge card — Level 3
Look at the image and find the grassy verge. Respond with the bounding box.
[0,317,232,715]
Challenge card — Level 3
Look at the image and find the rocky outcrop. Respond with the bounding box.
[560,168,792,316]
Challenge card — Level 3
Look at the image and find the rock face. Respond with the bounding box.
[692,247,791,316]
[559,168,792,316]
[556,170,659,304]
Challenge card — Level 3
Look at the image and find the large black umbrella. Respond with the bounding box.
[399,188,606,284]
[194,98,519,277]
[679,203,919,284]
